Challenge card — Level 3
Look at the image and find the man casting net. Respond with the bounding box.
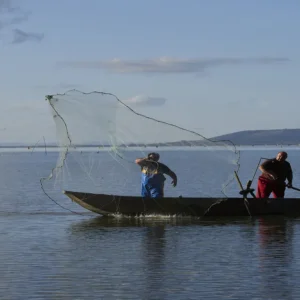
[41,89,240,213]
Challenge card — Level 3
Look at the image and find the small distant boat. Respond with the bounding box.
[63,190,300,217]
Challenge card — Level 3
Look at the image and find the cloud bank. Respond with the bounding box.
[12,29,44,44]
[58,56,289,74]
[0,0,44,44]
[124,95,167,107]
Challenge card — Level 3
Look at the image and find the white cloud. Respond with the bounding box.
[124,95,167,107]
[58,56,289,74]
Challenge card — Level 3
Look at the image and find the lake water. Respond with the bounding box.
[1,147,300,299]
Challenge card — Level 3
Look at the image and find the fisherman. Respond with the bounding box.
[135,152,177,198]
[256,151,293,198]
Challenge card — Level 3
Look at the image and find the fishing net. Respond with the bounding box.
[41,89,240,212]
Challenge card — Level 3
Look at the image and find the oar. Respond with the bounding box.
[284,183,300,192]
[290,186,300,192]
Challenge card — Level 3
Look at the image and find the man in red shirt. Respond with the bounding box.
[256,151,293,198]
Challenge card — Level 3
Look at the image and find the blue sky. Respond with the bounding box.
[0,0,299,144]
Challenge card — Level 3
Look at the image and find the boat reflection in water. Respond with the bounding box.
[67,216,297,299]
[257,216,294,299]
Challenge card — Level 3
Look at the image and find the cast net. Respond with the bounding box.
[41,90,240,213]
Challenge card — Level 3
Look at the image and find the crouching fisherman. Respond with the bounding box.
[256,151,293,198]
[135,152,177,198]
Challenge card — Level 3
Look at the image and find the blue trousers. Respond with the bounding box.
[141,173,165,198]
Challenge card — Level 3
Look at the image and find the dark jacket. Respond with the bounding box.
[260,158,293,183]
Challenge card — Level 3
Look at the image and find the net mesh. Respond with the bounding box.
[41,89,240,212]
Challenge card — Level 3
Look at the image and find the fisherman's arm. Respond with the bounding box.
[135,153,159,166]
[259,160,277,180]
[161,164,177,187]
[168,170,177,187]
[135,157,149,166]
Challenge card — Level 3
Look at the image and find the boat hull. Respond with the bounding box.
[63,190,300,217]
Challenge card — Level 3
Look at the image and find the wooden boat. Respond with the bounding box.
[63,190,300,217]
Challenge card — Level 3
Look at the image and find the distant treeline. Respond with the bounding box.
[2,129,300,148]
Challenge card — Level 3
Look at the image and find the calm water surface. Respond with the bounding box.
[1,148,300,299]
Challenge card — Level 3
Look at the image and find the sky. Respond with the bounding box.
[0,0,300,144]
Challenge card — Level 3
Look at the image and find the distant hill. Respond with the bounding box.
[136,129,300,146]
[133,129,300,146]
[1,129,300,147]
[212,129,300,145]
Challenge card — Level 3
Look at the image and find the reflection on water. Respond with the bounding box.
[257,217,294,300]
[143,225,166,299]
[1,213,300,299]
[1,150,300,299]
[65,216,300,299]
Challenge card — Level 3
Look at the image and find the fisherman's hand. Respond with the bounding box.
[287,182,293,188]
[171,179,177,187]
